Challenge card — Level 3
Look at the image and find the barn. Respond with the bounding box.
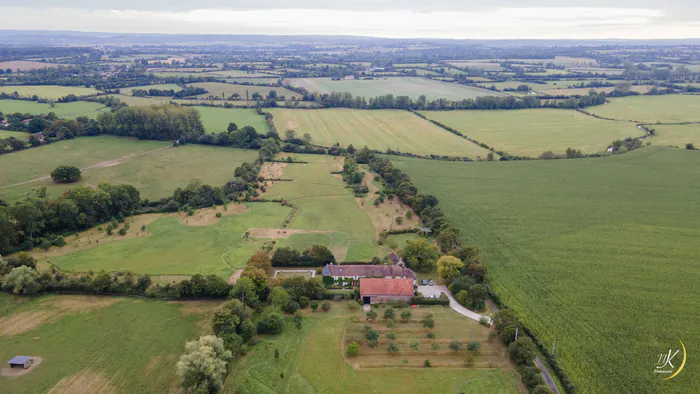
[7,356,34,369]
[360,278,415,304]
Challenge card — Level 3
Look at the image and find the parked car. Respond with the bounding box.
[428,280,434,286]
[421,279,427,285]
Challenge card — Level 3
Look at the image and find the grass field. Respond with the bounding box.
[1,140,259,202]
[587,95,700,123]
[190,82,300,100]
[270,108,494,158]
[445,61,505,71]
[650,124,700,147]
[0,295,217,393]
[44,203,290,277]
[0,60,63,71]
[263,154,377,261]
[538,85,654,96]
[420,109,643,156]
[0,130,29,139]
[124,83,183,93]
[225,303,521,393]
[0,85,100,100]
[194,106,269,133]
[0,100,107,119]
[202,70,275,78]
[288,77,506,100]
[393,147,700,393]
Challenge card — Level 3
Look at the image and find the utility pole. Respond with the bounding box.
[515,327,519,341]
[551,338,557,356]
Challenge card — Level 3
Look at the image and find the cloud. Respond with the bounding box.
[0,5,698,39]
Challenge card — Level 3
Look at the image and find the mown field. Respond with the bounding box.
[44,203,290,277]
[263,154,378,261]
[0,60,63,71]
[190,82,300,100]
[0,138,259,202]
[288,77,506,100]
[225,303,521,393]
[0,130,29,139]
[0,100,107,119]
[651,124,700,147]
[0,85,100,99]
[194,106,269,133]
[0,295,217,393]
[587,95,700,123]
[270,108,494,158]
[420,109,642,156]
[123,83,183,93]
[393,147,700,393]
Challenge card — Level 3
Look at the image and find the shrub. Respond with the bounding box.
[388,342,399,353]
[424,359,431,368]
[385,332,396,340]
[431,342,440,350]
[426,331,435,339]
[479,317,490,326]
[410,341,420,351]
[395,216,403,225]
[347,300,360,310]
[321,302,331,312]
[346,341,360,357]
[284,301,300,314]
[467,341,481,352]
[118,228,127,236]
[106,228,113,236]
[216,212,222,218]
[50,165,81,183]
[310,300,319,311]
[448,341,462,353]
[385,318,396,328]
[257,312,285,335]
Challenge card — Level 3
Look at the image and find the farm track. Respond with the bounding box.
[0,145,172,190]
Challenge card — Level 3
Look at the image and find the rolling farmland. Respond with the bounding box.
[288,77,506,100]
[420,109,643,156]
[650,124,700,147]
[190,82,300,100]
[586,95,700,123]
[393,147,700,393]
[194,106,269,133]
[0,85,100,99]
[270,108,495,158]
[0,100,107,119]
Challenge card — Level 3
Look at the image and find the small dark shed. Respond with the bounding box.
[8,356,33,369]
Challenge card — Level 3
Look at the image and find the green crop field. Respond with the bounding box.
[0,140,259,202]
[650,124,700,147]
[269,108,495,158]
[420,109,642,156]
[105,94,169,106]
[393,147,700,393]
[263,154,378,261]
[46,203,290,277]
[445,61,505,71]
[0,85,100,100]
[0,295,216,394]
[587,95,700,123]
[194,106,269,134]
[0,100,107,119]
[288,77,506,100]
[190,82,300,100]
[202,70,274,78]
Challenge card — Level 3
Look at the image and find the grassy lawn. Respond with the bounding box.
[0,295,219,393]
[190,82,300,100]
[1,142,259,202]
[0,130,29,139]
[269,108,494,158]
[587,95,700,123]
[650,124,700,147]
[0,100,107,119]
[194,106,269,134]
[393,147,700,393]
[44,203,290,277]
[0,85,100,99]
[122,83,183,93]
[288,77,507,100]
[420,108,643,156]
[263,154,378,261]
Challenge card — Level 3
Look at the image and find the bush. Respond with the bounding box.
[424,359,431,368]
[284,301,300,314]
[385,332,397,340]
[50,165,81,183]
[310,300,319,312]
[431,342,440,350]
[216,212,222,218]
[467,341,481,352]
[346,341,360,357]
[118,228,127,236]
[321,301,331,312]
[410,296,449,306]
[388,342,399,353]
[479,317,490,326]
[257,312,285,335]
[426,331,435,339]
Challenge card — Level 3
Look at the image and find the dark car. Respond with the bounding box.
[421,279,427,285]
[428,280,434,286]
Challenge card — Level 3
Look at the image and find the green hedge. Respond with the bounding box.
[410,297,449,306]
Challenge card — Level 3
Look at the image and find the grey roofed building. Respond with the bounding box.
[8,356,33,369]
[322,264,416,280]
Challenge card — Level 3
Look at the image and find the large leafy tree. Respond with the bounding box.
[400,239,440,271]
[50,165,81,183]
[437,256,464,284]
[176,336,232,393]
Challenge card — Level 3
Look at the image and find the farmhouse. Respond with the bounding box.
[322,263,416,281]
[360,278,415,304]
[7,356,34,369]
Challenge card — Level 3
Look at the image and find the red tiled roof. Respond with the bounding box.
[360,278,414,296]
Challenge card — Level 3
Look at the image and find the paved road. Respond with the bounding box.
[418,285,491,323]
[486,300,560,394]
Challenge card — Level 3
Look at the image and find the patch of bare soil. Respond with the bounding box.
[330,156,345,172]
[92,159,121,168]
[179,204,248,226]
[41,296,122,312]
[355,172,420,238]
[47,369,117,394]
[260,161,288,179]
[1,356,43,377]
[228,269,244,285]
[247,228,335,239]
[0,311,55,336]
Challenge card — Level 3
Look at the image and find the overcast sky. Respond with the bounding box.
[1,1,700,39]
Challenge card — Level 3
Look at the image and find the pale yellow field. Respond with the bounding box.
[650,124,700,147]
